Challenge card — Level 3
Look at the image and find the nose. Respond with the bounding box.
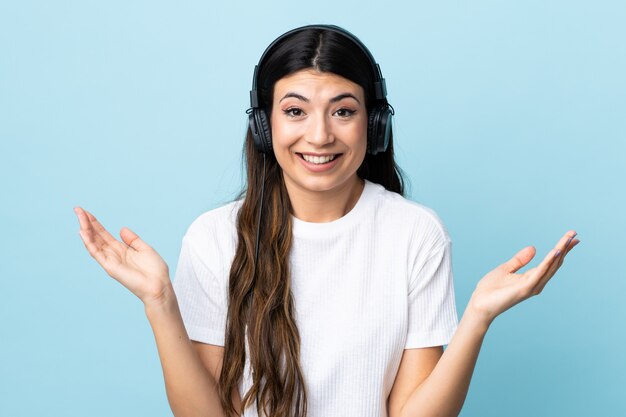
[305,112,334,147]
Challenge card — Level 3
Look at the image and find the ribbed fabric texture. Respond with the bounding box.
[173,180,458,417]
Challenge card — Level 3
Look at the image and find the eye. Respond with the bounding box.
[283,107,305,118]
[334,108,357,118]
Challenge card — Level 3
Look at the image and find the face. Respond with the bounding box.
[270,69,368,197]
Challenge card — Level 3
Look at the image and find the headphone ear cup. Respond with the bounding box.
[367,104,393,155]
[249,109,273,154]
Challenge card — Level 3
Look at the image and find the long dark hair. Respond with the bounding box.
[218,27,405,417]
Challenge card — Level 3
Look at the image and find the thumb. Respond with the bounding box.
[500,246,536,273]
[120,227,150,251]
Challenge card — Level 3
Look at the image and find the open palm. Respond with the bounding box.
[75,207,171,305]
[469,231,580,324]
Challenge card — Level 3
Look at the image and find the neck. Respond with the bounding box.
[285,177,365,223]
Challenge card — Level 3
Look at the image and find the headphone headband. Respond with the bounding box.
[249,24,388,109]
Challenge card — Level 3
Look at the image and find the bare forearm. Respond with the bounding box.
[400,309,489,417]
[145,284,227,417]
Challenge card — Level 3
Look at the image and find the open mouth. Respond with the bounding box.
[297,153,342,165]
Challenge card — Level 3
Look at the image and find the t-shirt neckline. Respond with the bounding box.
[291,180,379,238]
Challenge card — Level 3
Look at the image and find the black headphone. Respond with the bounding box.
[248,24,394,156]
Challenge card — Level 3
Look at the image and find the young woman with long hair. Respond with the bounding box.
[74,25,579,417]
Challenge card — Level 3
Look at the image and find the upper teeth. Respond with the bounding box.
[302,154,336,164]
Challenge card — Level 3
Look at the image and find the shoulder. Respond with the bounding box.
[182,200,241,254]
[185,200,240,235]
[365,181,451,249]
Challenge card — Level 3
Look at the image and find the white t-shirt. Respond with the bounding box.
[173,180,458,417]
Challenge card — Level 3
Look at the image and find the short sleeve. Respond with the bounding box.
[172,233,228,346]
[405,238,458,349]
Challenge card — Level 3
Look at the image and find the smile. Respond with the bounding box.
[297,153,342,165]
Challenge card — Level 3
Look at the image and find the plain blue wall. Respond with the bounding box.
[1,1,624,416]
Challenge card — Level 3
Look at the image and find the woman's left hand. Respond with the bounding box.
[468,230,580,326]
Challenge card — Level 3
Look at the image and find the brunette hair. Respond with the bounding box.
[218,27,405,417]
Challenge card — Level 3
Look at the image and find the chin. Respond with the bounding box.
[288,175,359,194]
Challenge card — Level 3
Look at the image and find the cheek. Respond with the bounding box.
[269,115,295,171]
[270,114,300,150]
[345,119,368,153]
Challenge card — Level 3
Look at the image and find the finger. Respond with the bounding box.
[531,235,580,294]
[552,237,578,274]
[534,238,580,293]
[553,230,577,259]
[82,209,117,245]
[542,231,578,279]
[120,227,151,252]
[74,207,112,250]
[500,246,536,273]
[75,207,129,263]
[553,237,580,273]
[78,228,108,266]
[523,245,560,285]
[76,212,108,250]
[74,207,94,231]
[525,230,577,280]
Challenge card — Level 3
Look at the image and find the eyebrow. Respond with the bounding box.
[279,92,361,105]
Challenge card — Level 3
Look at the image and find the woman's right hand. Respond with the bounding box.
[74,206,172,307]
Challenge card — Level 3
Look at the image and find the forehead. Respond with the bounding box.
[273,69,364,101]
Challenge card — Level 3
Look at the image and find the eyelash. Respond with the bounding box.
[283,107,304,118]
[334,108,356,118]
[282,107,357,118]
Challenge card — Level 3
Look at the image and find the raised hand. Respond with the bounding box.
[74,207,171,306]
[468,230,580,325]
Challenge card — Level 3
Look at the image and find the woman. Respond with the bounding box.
[74,25,579,417]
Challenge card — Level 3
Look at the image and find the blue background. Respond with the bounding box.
[1,1,624,416]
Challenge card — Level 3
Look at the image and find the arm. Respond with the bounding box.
[390,231,580,417]
[74,207,236,417]
[145,287,238,417]
[390,307,488,417]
